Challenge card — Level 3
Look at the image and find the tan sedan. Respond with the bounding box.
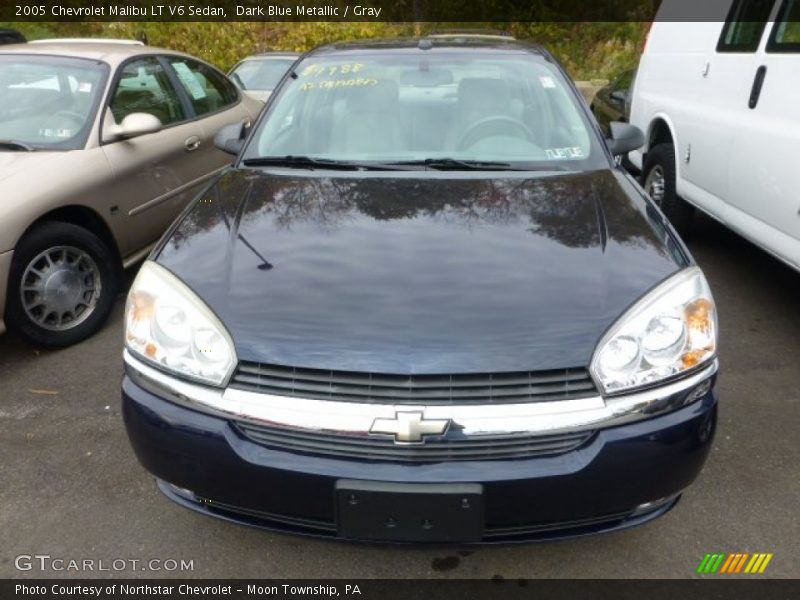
[0,40,262,346]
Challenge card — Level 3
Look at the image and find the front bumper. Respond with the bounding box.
[122,356,718,543]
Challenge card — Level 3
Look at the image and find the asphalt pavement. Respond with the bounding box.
[1,214,798,579]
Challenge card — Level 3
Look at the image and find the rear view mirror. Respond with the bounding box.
[214,122,247,156]
[108,113,162,140]
[607,122,644,156]
[400,68,454,87]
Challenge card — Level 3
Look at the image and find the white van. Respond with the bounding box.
[629,0,800,271]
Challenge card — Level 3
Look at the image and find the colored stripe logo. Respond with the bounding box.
[697,553,773,574]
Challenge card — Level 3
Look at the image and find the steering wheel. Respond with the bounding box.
[457,116,535,151]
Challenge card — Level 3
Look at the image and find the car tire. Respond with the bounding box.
[642,143,694,234]
[6,222,119,348]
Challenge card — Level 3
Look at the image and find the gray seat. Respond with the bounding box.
[329,80,404,155]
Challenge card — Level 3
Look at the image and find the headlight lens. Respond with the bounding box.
[591,267,717,394]
[124,261,236,386]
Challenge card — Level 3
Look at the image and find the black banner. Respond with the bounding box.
[5,580,800,600]
[1,0,753,23]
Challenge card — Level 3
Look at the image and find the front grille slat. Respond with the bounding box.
[231,362,598,405]
[236,422,594,463]
[241,425,586,450]
[262,425,581,449]
[242,431,575,456]
[236,365,590,388]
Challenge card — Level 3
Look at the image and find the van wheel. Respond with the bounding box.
[6,222,119,348]
[642,143,694,234]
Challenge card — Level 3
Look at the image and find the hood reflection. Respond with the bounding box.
[169,170,667,256]
[157,169,682,373]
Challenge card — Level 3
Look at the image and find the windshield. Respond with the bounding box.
[0,55,107,150]
[230,57,297,91]
[243,50,607,170]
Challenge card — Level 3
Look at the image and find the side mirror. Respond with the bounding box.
[214,122,247,156]
[610,89,627,103]
[107,112,162,140]
[607,122,644,156]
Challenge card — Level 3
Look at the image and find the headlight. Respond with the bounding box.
[124,261,236,386]
[590,267,717,394]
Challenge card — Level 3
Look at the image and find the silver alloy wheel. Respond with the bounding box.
[19,246,102,331]
[644,165,666,206]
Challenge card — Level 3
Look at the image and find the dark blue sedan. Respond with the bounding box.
[122,36,718,543]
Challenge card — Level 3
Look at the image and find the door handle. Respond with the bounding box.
[184,136,201,151]
[748,65,767,109]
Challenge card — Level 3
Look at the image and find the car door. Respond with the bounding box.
[677,0,776,208]
[163,56,256,177]
[726,0,800,264]
[100,56,205,257]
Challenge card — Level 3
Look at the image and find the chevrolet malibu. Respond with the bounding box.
[0,40,261,346]
[122,37,719,543]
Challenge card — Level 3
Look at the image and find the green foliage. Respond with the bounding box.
[507,22,649,80]
[2,21,647,79]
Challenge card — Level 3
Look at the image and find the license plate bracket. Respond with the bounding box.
[335,479,483,542]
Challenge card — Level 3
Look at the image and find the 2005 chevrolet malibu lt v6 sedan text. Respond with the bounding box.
[121,37,719,543]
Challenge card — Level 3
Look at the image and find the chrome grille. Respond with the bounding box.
[235,422,594,462]
[230,362,598,405]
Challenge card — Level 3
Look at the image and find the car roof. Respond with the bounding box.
[234,52,300,65]
[250,52,301,58]
[307,36,548,57]
[0,40,193,65]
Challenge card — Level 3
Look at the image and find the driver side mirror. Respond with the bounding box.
[214,122,248,156]
[107,112,162,140]
[607,122,644,156]
[610,89,628,103]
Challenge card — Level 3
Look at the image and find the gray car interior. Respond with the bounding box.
[268,65,582,159]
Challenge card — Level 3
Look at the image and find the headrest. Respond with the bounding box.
[457,77,510,110]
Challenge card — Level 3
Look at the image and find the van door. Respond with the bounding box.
[678,0,776,207]
[726,0,800,264]
[101,56,205,257]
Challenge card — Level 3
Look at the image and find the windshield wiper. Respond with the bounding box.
[242,155,408,171]
[391,158,520,171]
[0,139,35,151]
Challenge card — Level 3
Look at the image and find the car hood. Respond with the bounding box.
[156,169,686,374]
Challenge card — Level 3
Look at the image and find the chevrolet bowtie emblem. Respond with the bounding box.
[370,411,450,443]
